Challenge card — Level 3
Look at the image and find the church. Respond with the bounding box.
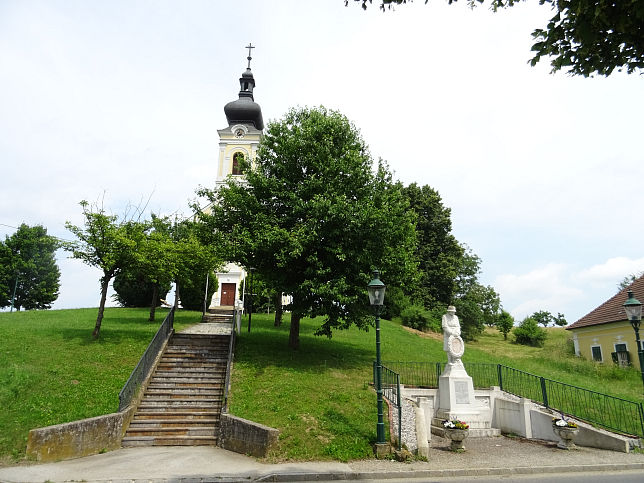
[209,46,263,309]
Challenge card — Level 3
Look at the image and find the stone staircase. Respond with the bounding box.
[202,305,235,324]
[121,332,230,447]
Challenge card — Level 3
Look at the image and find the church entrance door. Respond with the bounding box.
[220,283,236,306]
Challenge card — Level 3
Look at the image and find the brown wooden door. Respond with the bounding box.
[220,283,236,306]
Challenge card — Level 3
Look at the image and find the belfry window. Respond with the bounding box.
[232,152,245,175]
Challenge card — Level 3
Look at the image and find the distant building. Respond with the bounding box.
[566,275,644,367]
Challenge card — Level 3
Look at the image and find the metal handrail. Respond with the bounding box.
[118,307,174,411]
[221,307,238,413]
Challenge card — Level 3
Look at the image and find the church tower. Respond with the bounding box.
[214,44,264,191]
[211,45,264,308]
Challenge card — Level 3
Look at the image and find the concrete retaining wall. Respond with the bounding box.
[26,407,135,462]
[219,413,279,458]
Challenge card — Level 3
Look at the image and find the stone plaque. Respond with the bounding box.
[454,380,469,404]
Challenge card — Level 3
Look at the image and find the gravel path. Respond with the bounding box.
[178,322,232,335]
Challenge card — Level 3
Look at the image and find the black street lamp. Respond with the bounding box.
[367,270,387,451]
[247,267,255,333]
[623,290,644,389]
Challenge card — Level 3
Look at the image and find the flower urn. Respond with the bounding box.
[553,426,579,450]
[444,428,469,451]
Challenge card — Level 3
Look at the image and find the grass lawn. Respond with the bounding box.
[1,307,642,464]
[0,307,202,464]
[229,314,643,462]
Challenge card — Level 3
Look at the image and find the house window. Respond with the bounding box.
[615,343,627,353]
[232,152,245,176]
[591,345,603,362]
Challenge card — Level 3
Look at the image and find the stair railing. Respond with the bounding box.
[221,307,239,413]
[118,307,175,412]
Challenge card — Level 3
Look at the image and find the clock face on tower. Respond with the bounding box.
[235,128,245,138]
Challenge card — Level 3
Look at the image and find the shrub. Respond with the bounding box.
[113,270,170,308]
[179,270,218,311]
[401,304,431,331]
[513,317,547,347]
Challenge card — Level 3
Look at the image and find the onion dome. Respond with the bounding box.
[224,45,264,130]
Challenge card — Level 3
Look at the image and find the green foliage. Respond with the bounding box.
[495,309,514,340]
[554,312,567,327]
[112,270,170,307]
[402,183,463,309]
[179,270,218,311]
[0,307,201,462]
[618,271,644,292]
[400,304,431,331]
[531,310,555,328]
[514,316,548,347]
[381,286,411,320]
[0,224,60,310]
[350,0,644,77]
[64,200,147,337]
[197,106,417,348]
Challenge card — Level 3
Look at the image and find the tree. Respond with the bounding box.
[197,106,417,349]
[64,201,146,338]
[1,224,60,310]
[402,183,464,310]
[495,309,514,340]
[348,0,644,77]
[554,312,567,327]
[617,271,644,292]
[531,309,555,327]
[112,269,171,308]
[514,316,547,346]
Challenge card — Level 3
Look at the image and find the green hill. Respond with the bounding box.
[0,308,641,464]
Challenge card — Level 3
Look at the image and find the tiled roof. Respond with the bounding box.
[567,274,644,330]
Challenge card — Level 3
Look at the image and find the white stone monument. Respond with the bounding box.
[434,306,499,437]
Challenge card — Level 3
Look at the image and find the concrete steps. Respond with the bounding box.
[122,333,230,448]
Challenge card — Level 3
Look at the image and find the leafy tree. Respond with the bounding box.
[495,309,514,340]
[64,201,146,338]
[402,183,464,310]
[0,241,11,306]
[197,106,417,349]
[112,269,171,308]
[180,269,217,311]
[553,312,567,327]
[617,271,644,292]
[513,316,547,347]
[531,309,555,327]
[1,224,60,310]
[348,0,644,77]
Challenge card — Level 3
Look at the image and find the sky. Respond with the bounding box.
[1,0,643,323]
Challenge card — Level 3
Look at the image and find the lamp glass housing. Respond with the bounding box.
[367,271,386,306]
[624,290,643,322]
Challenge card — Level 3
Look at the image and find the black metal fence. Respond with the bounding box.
[383,361,644,438]
[118,307,175,411]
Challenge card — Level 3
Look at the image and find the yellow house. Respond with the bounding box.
[566,276,644,367]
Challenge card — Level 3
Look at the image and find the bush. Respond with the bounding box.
[401,304,428,330]
[179,270,218,311]
[113,270,170,308]
[513,317,547,347]
[382,286,411,320]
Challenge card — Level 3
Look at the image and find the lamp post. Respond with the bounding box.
[623,290,644,389]
[367,270,387,451]
[247,267,255,333]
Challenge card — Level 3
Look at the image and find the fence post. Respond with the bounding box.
[373,360,376,387]
[396,373,402,450]
[540,377,549,408]
[640,402,644,438]
[436,362,441,385]
[497,364,503,391]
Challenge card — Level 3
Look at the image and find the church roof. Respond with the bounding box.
[566,274,644,330]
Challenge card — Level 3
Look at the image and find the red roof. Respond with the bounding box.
[567,274,644,330]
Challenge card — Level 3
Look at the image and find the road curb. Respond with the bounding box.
[255,462,644,481]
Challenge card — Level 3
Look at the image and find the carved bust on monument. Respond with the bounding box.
[442,306,465,365]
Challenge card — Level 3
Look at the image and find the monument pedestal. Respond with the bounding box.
[432,361,500,438]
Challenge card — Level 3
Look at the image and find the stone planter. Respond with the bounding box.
[444,428,469,451]
[553,426,579,450]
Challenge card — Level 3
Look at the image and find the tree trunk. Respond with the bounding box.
[288,311,301,350]
[93,276,110,339]
[274,292,283,327]
[149,284,159,322]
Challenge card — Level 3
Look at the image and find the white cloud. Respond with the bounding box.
[576,257,644,284]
